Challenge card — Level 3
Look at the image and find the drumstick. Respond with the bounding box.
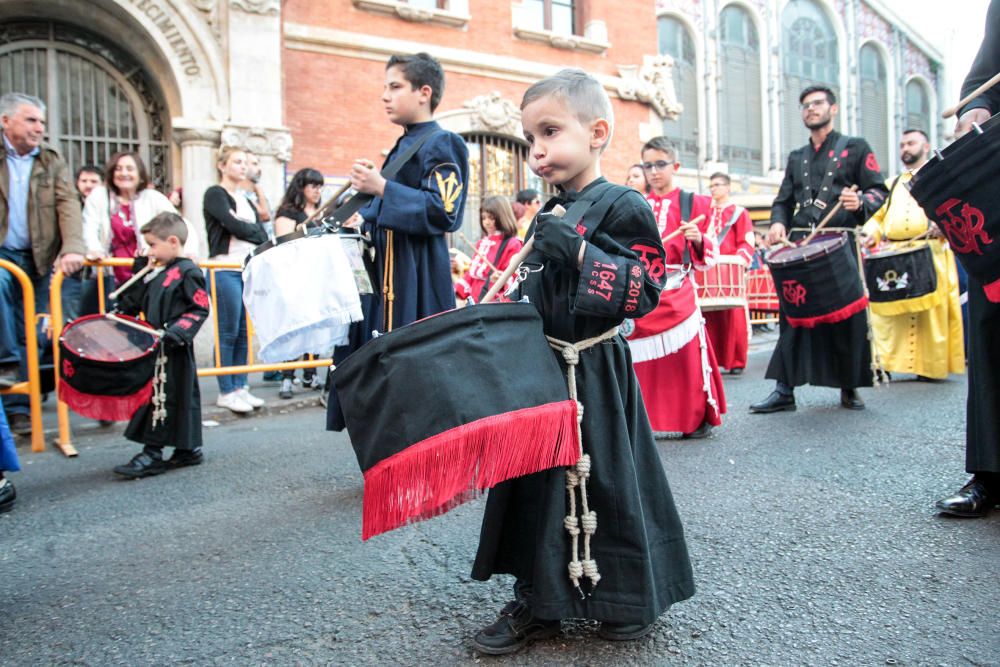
[663,214,706,244]
[105,313,164,339]
[458,232,500,274]
[108,261,156,300]
[301,181,353,227]
[942,71,1000,119]
[801,185,859,245]
[481,204,567,304]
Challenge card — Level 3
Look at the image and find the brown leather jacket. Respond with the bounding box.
[0,141,84,274]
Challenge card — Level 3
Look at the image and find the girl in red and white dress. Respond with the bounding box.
[704,172,755,374]
[626,137,727,438]
[454,196,524,303]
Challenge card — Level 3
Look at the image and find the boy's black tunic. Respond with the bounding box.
[766,131,888,389]
[118,258,209,450]
[472,179,695,626]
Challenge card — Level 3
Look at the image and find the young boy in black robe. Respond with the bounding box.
[470,69,695,654]
[113,212,209,479]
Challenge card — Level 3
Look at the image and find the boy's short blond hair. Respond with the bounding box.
[521,69,615,152]
[141,212,188,244]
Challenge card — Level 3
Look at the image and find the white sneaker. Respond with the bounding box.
[238,387,265,408]
[279,378,293,399]
[216,391,253,414]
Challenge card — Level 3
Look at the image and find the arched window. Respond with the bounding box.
[0,21,170,188]
[780,0,839,164]
[657,16,699,167]
[858,44,888,176]
[459,133,554,244]
[905,79,931,137]
[719,5,763,175]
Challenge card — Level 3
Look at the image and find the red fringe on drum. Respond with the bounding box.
[58,380,153,422]
[361,400,580,540]
[785,295,869,328]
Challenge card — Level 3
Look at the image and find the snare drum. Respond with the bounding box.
[58,314,160,421]
[765,232,868,328]
[908,112,1000,301]
[696,255,747,311]
[863,242,939,313]
[243,234,364,363]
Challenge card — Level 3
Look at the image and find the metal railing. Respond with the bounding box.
[0,259,46,453]
[49,258,332,455]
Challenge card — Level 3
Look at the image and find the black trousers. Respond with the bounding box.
[965,276,1000,474]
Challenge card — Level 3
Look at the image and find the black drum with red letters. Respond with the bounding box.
[765,232,868,328]
[908,111,1000,301]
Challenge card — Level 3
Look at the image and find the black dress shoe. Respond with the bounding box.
[166,448,203,469]
[113,452,167,479]
[729,367,744,376]
[749,391,796,413]
[472,600,560,655]
[682,421,713,439]
[599,621,655,641]
[7,413,31,435]
[840,389,865,410]
[935,478,999,518]
[0,478,16,513]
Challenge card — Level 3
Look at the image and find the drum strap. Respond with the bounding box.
[477,236,512,302]
[796,134,849,226]
[679,190,693,265]
[715,206,743,246]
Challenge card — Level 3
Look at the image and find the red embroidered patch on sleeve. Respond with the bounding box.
[192,289,210,308]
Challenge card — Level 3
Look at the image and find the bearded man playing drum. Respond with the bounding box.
[750,86,888,413]
[860,130,965,382]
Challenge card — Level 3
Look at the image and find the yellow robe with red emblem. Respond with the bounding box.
[861,172,965,379]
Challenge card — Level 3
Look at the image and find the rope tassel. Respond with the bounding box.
[547,326,618,597]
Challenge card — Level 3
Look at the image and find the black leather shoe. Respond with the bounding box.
[7,413,31,435]
[840,389,865,410]
[749,391,796,413]
[113,452,167,479]
[166,448,203,469]
[0,478,15,513]
[473,600,560,655]
[730,367,744,376]
[682,421,713,439]
[935,478,999,518]
[599,621,655,641]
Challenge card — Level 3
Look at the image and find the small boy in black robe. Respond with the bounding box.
[470,69,695,654]
[113,212,209,479]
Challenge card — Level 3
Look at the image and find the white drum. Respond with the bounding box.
[243,234,364,363]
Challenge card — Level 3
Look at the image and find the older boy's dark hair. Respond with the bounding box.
[709,172,731,184]
[75,164,102,181]
[141,212,188,244]
[799,85,837,105]
[641,136,677,161]
[387,52,445,112]
[516,188,539,205]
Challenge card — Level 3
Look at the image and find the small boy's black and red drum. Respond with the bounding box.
[908,111,1000,301]
[58,314,160,421]
[863,243,939,312]
[765,232,868,328]
[333,301,580,540]
[243,232,365,363]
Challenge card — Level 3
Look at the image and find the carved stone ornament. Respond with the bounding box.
[220,125,293,161]
[230,0,280,15]
[190,0,222,42]
[463,92,522,136]
[617,54,683,120]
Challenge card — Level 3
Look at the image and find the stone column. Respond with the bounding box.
[174,127,222,259]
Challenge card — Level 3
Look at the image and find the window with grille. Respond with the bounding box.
[905,79,931,136]
[521,0,578,35]
[858,44,888,176]
[719,6,763,175]
[458,133,554,246]
[657,16,699,168]
[780,0,839,165]
[0,21,170,190]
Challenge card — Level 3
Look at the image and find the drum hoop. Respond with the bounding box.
[60,313,159,360]
[767,233,847,265]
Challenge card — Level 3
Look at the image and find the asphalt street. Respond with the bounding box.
[2,340,998,666]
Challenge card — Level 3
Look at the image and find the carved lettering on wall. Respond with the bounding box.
[125,0,201,76]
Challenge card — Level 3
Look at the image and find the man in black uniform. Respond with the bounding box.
[750,86,887,413]
[935,0,1000,517]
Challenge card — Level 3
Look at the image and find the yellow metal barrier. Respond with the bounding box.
[50,258,332,455]
[0,259,46,454]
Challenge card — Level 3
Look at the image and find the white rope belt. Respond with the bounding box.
[545,325,619,598]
